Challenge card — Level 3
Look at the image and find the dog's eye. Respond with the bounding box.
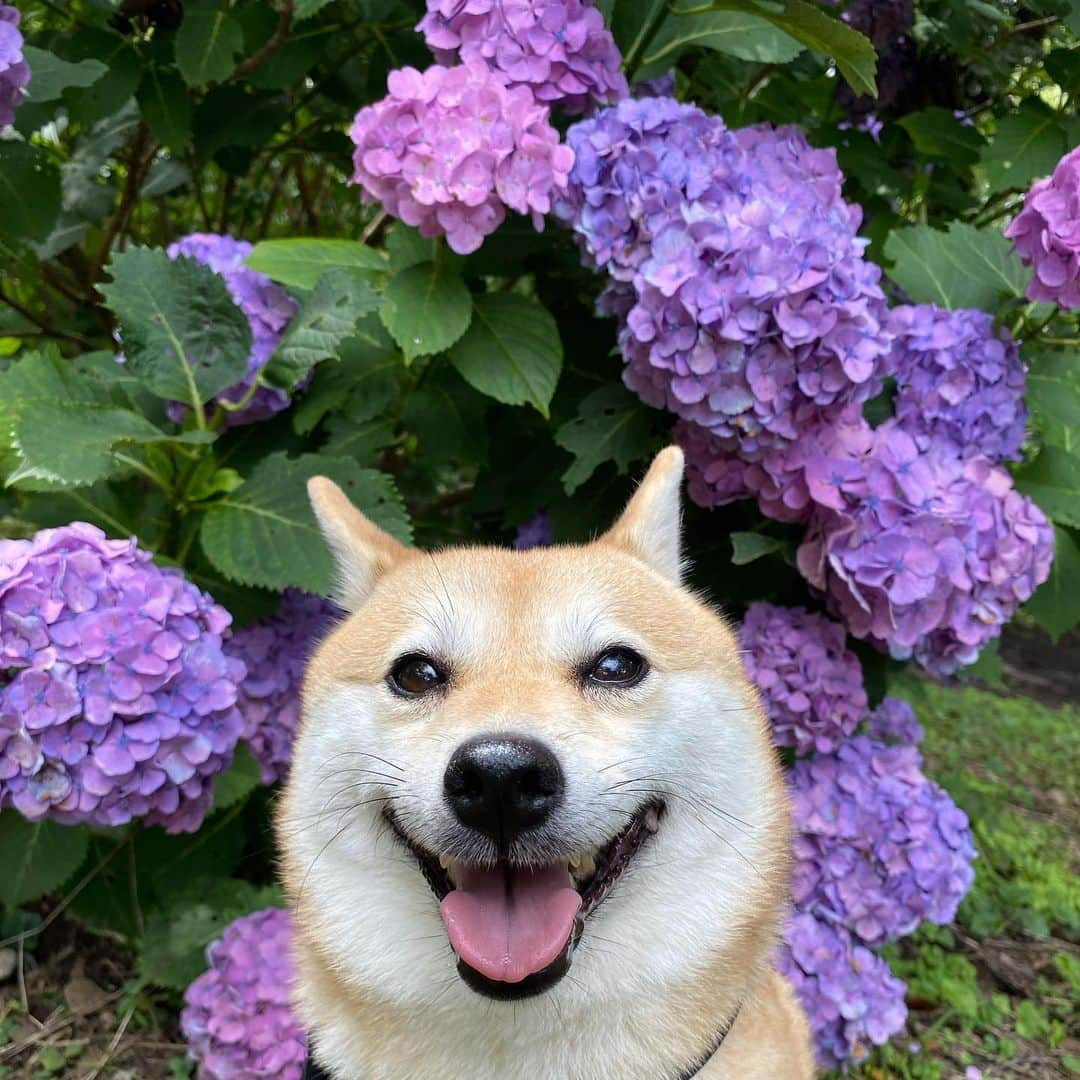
[583,647,648,688]
[389,654,448,697]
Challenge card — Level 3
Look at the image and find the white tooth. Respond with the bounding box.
[569,850,597,877]
[645,807,660,834]
[438,853,452,870]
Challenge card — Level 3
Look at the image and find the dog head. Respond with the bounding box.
[278,448,791,1013]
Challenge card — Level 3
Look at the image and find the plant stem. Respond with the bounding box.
[622,0,671,79]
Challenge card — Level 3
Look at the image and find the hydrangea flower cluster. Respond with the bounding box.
[790,734,976,947]
[181,908,307,1080]
[513,510,553,549]
[225,591,338,785]
[740,603,867,755]
[888,305,1027,464]
[1005,145,1080,310]
[777,911,908,1069]
[417,0,627,116]
[0,4,30,126]
[349,62,574,255]
[867,696,924,746]
[0,524,245,833]
[167,234,300,427]
[555,99,893,459]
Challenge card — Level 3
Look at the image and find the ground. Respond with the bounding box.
[0,623,1077,1079]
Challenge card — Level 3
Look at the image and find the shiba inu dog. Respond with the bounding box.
[278,447,814,1079]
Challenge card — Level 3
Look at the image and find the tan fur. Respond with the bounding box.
[278,449,815,1079]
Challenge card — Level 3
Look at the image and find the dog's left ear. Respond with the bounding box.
[601,446,685,584]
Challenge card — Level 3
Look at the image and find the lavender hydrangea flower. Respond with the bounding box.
[0,5,29,126]
[632,71,676,99]
[777,911,907,1069]
[867,697,924,746]
[790,734,976,947]
[181,908,307,1080]
[741,603,867,755]
[226,591,338,785]
[418,0,627,116]
[349,61,575,255]
[513,510,553,549]
[888,305,1027,464]
[1005,145,1080,310]
[0,524,246,833]
[555,100,892,459]
[166,234,300,427]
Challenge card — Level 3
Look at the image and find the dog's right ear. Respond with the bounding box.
[308,477,410,611]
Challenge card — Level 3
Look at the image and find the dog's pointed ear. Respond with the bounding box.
[308,477,410,611]
[601,446,685,584]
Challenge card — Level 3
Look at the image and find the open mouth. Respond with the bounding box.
[385,801,663,1000]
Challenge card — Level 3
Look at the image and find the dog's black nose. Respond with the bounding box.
[444,735,564,847]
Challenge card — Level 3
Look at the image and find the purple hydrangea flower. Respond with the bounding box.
[349,61,575,255]
[418,0,627,116]
[1005,145,1080,310]
[0,524,246,833]
[181,908,307,1080]
[632,72,676,99]
[888,305,1027,464]
[866,697,924,746]
[166,234,300,427]
[555,101,892,459]
[0,5,29,127]
[777,911,907,1069]
[225,591,339,785]
[740,603,868,755]
[513,510,553,549]
[790,734,976,947]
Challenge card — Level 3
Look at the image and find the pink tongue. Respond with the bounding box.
[439,863,582,983]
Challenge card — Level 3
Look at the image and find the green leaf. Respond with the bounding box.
[1024,526,1080,643]
[449,294,562,416]
[614,0,668,66]
[0,141,61,243]
[899,107,987,164]
[403,372,488,464]
[212,743,262,811]
[137,68,193,150]
[246,238,387,291]
[323,415,398,467]
[1015,447,1080,528]
[174,6,245,86]
[555,384,652,493]
[884,221,1028,310]
[644,12,803,65]
[981,103,1066,193]
[380,262,472,363]
[264,270,382,390]
[100,247,252,408]
[1028,347,1080,451]
[0,815,89,908]
[200,453,411,592]
[21,46,106,103]
[1045,48,1080,96]
[730,532,788,565]
[294,0,336,19]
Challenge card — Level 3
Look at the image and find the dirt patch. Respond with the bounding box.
[999,623,1080,709]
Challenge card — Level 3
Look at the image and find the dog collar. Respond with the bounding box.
[301,1001,742,1080]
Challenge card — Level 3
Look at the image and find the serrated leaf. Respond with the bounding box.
[380,262,472,363]
[101,247,252,409]
[174,7,244,86]
[555,384,651,493]
[0,815,89,908]
[730,532,788,565]
[899,107,987,164]
[403,372,488,463]
[981,104,1066,193]
[263,270,381,390]
[884,221,1028,310]
[614,0,667,65]
[137,68,193,150]
[200,453,411,592]
[1024,526,1080,643]
[21,47,106,103]
[644,11,802,64]
[294,0,336,19]
[246,238,386,290]
[1014,447,1080,528]
[212,743,262,810]
[449,294,562,416]
[1028,347,1080,452]
[0,141,61,243]
[323,415,398,466]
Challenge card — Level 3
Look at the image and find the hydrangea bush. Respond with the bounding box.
[1,1,1077,1076]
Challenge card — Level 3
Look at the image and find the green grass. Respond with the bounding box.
[846,678,1080,1079]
